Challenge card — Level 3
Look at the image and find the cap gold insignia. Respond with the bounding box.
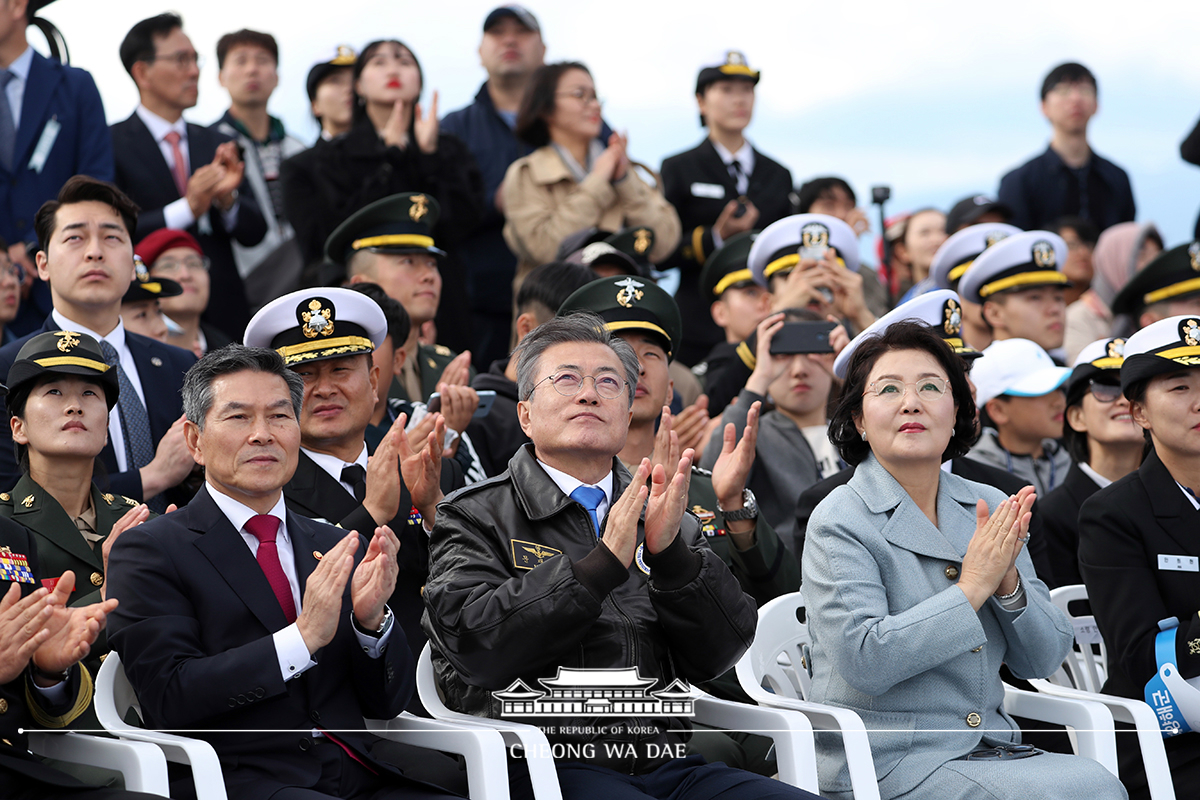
[1107,338,1126,359]
[336,45,355,61]
[1032,240,1056,269]
[54,331,80,353]
[615,277,645,308]
[984,231,1009,249]
[301,299,334,339]
[20,495,33,508]
[633,229,651,254]
[1190,242,1200,272]
[1181,318,1200,347]
[409,194,429,222]
[801,222,830,249]
[134,255,150,283]
[943,299,963,336]
[725,50,747,67]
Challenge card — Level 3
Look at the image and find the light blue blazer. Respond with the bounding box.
[803,454,1072,799]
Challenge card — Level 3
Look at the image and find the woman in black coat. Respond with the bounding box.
[281,40,483,348]
[1079,315,1200,799]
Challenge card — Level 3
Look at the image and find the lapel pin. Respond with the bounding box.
[151,357,163,367]
[313,550,323,560]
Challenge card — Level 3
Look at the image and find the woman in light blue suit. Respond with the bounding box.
[804,320,1126,800]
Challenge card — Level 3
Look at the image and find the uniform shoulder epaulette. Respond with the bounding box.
[433,344,453,357]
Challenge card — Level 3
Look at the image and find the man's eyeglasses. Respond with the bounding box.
[151,51,203,70]
[152,256,210,275]
[532,371,626,400]
[1087,380,1122,404]
[864,377,950,402]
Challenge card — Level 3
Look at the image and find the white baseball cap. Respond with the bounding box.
[972,338,1070,406]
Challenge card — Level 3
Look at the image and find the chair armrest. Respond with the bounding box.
[692,693,818,793]
[367,715,510,800]
[1029,680,1177,800]
[735,693,881,800]
[94,727,228,800]
[28,732,170,795]
[1003,685,1117,776]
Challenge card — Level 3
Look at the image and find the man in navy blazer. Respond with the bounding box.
[110,13,266,341]
[0,0,115,337]
[0,176,196,506]
[107,345,453,800]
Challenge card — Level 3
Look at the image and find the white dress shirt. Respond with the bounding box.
[134,105,240,232]
[207,485,391,684]
[536,459,614,528]
[709,139,755,249]
[4,46,34,130]
[303,444,368,497]
[52,311,145,473]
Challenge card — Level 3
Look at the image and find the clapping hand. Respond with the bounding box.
[351,525,400,631]
[958,486,1036,610]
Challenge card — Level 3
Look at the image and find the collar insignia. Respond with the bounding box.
[21,495,33,508]
[615,277,645,308]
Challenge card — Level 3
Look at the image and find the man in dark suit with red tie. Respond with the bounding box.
[109,13,265,340]
[106,344,457,800]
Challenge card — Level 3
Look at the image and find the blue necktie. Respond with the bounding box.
[0,69,15,171]
[569,485,606,537]
[98,339,164,512]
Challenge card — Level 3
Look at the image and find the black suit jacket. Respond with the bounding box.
[110,113,267,339]
[793,456,1054,582]
[0,317,196,500]
[282,450,463,671]
[106,486,419,800]
[0,519,99,792]
[1040,463,1102,590]
[660,139,793,365]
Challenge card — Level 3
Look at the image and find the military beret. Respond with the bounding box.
[958,231,1069,305]
[1111,242,1200,317]
[558,275,682,359]
[7,330,119,410]
[245,287,388,367]
[324,192,444,267]
[135,228,203,266]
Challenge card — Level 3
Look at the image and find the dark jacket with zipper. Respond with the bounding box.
[422,444,757,774]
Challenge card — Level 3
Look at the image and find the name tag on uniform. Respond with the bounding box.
[1158,554,1199,572]
[28,117,61,174]
[690,182,725,199]
[1072,616,1103,645]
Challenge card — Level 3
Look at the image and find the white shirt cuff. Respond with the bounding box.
[274,623,317,681]
[710,228,724,250]
[163,197,196,230]
[29,673,71,704]
[352,607,393,658]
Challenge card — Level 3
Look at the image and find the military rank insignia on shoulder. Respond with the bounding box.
[511,539,562,570]
[0,546,34,584]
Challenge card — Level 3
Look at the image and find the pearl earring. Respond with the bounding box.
[860,430,867,441]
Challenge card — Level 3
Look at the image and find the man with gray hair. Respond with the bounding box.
[106,345,456,800]
[423,313,817,800]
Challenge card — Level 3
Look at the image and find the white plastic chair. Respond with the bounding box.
[27,729,169,795]
[417,643,822,797]
[96,651,512,800]
[737,591,1122,798]
[1028,584,1177,800]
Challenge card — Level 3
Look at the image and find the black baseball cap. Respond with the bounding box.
[945,195,1012,234]
[483,5,540,33]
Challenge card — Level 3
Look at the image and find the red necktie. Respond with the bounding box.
[163,130,189,198]
[245,515,297,623]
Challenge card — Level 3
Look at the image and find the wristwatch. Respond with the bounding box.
[717,489,758,522]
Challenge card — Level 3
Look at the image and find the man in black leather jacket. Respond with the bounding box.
[422,312,815,800]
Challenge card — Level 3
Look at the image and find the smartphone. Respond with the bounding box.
[474,390,497,419]
[770,321,837,355]
[798,242,828,262]
[732,195,749,219]
[426,393,442,414]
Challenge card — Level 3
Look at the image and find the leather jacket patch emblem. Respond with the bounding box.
[511,539,562,570]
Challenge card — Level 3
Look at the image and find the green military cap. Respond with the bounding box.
[324,192,444,267]
[700,230,759,299]
[558,275,682,359]
[604,227,656,274]
[7,331,119,410]
[123,255,182,304]
[1111,241,1200,317]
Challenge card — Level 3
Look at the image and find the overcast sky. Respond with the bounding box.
[37,0,1200,251]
